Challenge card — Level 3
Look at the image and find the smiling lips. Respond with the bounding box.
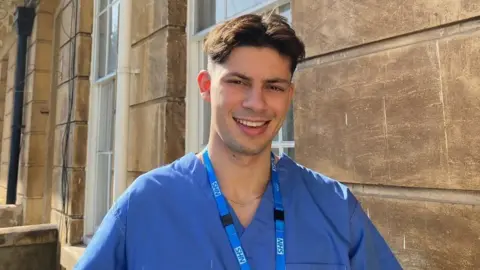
[233,117,270,136]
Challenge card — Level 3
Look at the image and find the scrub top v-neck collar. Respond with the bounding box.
[192,152,296,238]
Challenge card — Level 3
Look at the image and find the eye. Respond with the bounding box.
[268,85,285,92]
[227,79,245,85]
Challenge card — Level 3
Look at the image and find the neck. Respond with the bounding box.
[198,134,272,202]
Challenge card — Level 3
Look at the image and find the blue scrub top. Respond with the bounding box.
[75,153,402,270]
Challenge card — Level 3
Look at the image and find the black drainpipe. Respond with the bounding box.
[6,7,35,204]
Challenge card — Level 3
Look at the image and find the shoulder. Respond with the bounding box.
[280,155,359,219]
[111,153,204,224]
[129,153,201,194]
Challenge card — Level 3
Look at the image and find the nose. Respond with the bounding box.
[242,85,267,112]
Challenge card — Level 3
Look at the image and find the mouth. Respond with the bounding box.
[233,117,270,136]
[234,118,268,127]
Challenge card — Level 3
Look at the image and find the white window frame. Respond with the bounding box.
[186,0,294,155]
[84,0,121,243]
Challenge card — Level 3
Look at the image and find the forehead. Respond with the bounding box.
[216,46,291,79]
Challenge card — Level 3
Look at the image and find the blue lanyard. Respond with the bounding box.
[203,150,286,270]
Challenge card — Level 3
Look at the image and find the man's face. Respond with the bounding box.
[197,46,294,156]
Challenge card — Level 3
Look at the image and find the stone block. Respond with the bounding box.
[356,195,480,269]
[74,34,92,77]
[56,35,91,86]
[17,165,27,196]
[59,1,75,47]
[22,197,44,225]
[0,83,5,100]
[25,71,52,103]
[130,27,186,105]
[0,102,4,121]
[78,0,94,34]
[0,164,8,189]
[24,101,49,133]
[61,245,86,270]
[131,0,187,44]
[0,224,58,246]
[6,65,15,91]
[438,34,480,190]
[0,59,8,82]
[37,0,59,13]
[27,41,53,74]
[51,167,85,216]
[295,41,452,189]
[293,0,480,56]
[20,133,47,166]
[17,166,47,198]
[0,187,5,204]
[127,100,185,172]
[50,209,83,245]
[4,88,12,116]
[1,128,11,150]
[8,42,17,69]
[0,224,59,270]
[55,78,90,125]
[0,243,59,270]
[56,42,72,85]
[0,205,23,228]
[53,123,88,168]
[31,11,54,43]
[58,0,93,42]
[2,113,12,142]
[1,142,11,168]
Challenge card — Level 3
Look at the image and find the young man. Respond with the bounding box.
[75,14,401,270]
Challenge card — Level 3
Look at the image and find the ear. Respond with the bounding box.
[197,70,212,102]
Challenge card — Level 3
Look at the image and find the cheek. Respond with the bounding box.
[217,86,244,107]
[267,96,290,117]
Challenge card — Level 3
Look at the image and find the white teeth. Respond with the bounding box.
[236,119,266,127]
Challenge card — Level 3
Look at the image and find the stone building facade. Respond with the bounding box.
[0,0,478,269]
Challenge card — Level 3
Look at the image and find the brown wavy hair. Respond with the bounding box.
[203,13,306,75]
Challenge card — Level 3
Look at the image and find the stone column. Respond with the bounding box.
[49,0,92,245]
[127,0,187,183]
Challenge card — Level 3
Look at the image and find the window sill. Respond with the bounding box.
[61,244,86,270]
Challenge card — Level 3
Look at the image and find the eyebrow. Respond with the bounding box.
[225,72,291,84]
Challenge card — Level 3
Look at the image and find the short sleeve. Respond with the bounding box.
[74,202,127,270]
[348,196,403,270]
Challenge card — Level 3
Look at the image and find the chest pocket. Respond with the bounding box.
[286,264,347,270]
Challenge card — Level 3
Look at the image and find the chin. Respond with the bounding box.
[225,138,271,156]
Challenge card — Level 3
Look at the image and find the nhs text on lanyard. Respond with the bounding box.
[203,150,286,270]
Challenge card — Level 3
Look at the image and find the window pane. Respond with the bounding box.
[107,3,120,74]
[196,0,225,32]
[94,152,112,229]
[285,147,295,159]
[97,82,116,152]
[282,103,294,141]
[226,0,270,18]
[95,81,116,230]
[272,147,280,156]
[99,0,108,13]
[97,12,107,79]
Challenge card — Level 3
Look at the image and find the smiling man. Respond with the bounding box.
[75,14,402,270]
